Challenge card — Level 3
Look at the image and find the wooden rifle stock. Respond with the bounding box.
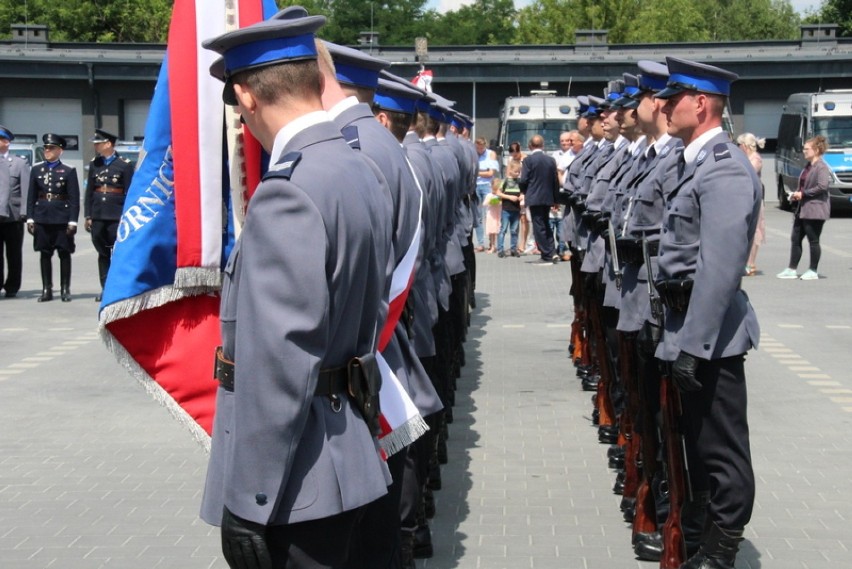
[632,344,661,540]
[569,255,589,366]
[587,296,616,427]
[618,333,641,502]
[660,373,687,569]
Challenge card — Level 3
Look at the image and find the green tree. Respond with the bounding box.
[515,0,580,44]
[699,0,799,41]
[625,0,709,43]
[0,0,172,42]
[806,0,852,37]
[428,0,517,45]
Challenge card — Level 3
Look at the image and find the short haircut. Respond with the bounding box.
[233,60,321,105]
[373,106,409,142]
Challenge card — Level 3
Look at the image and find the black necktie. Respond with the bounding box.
[677,151,686,179]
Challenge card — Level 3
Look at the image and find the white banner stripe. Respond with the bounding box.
[196,1,226,269]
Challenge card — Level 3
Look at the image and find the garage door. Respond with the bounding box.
[744,99,784,141]
[0,98,84,185]
[123,100,151,141]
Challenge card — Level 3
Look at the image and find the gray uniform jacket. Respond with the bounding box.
[427,138,466,277]
[201,120,393,527]
[403,134,441,357]
[0,153,30,220]
[796,158,831,220]
[413,135,452,311]
[655,132,761,362]
[332,103,441,418]
[617,138,682,332]
[583,142,633,274]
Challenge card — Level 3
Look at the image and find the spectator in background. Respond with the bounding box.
[736,132,766,276]
[518,134,559,264]
[504,142,530,254]
[485,177,502,252]
[0,125,31,299]
[552,130,584,186]
[474,137,500,251]
[777,135,831,281]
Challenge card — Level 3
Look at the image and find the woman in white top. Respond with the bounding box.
[736,132,766,276]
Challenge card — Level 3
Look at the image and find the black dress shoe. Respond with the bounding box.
[497,251,505,258]
[607,444,625,459]
[4,291,16,298]
[94,294,102,302]
[413,524,434,558]
[38,289,53,302]
[634,531,663,561]
[61,289,72,302]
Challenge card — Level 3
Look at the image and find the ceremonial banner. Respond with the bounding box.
[99,0,277,449]
[412,68,433,92]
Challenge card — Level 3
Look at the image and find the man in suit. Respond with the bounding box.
[84,129,134,302]
[654,57,761,569]
[27,133,80,302]
[200,11,394,569]
[0,125,31,298]
[518,134,559,264]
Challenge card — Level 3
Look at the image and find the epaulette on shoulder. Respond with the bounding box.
[342,125,360,150]
[713,143,732,162]
[264,151,302,181]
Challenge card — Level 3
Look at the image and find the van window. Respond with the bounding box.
[505,120,576,153]
[813,116,852,147]
[778,114,800,144]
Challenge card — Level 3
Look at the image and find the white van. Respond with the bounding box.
[8,134,44,167]
[496,90,579,171]
[775,90,852,213]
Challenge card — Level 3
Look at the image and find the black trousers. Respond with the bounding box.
[266,506,364,569]
[0,220,24,294]
[529,205,555,260]
[347,453,404,569]
[91,219,119,288]
[789,217,825,271]
[680,355,755,531]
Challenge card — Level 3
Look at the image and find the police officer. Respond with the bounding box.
[0,125,31,298]
[84,129,134,302]
[26,134,80,302]
[654,57,761,569]
[200,11,393,569]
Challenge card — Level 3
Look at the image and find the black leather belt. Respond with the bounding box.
[616,238,658,265]
[94,186,125,195]
[38,192,68,201]
[214,346,348,395]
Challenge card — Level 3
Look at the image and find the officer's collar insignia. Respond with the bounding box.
[713,143,731,162]
[341,125,360,150]
[660,145,671,157]
[696,149,707,164]
[265,151,302,180]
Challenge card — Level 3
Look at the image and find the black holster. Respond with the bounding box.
[655,278,694,313]
[347,353,382,436]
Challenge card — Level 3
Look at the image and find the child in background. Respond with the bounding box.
[486,178,503,253]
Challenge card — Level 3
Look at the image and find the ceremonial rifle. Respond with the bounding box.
[643,236,690,569]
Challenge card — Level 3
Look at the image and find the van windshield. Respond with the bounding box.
[813,117,852,148]
[505,120,577,152]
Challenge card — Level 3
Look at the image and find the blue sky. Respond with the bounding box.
[426,0,822,15]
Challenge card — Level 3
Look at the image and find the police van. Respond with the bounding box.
[114,139,143,170]
[496,90,579,171]
[775,90,852,213]
[8,134,44,167]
